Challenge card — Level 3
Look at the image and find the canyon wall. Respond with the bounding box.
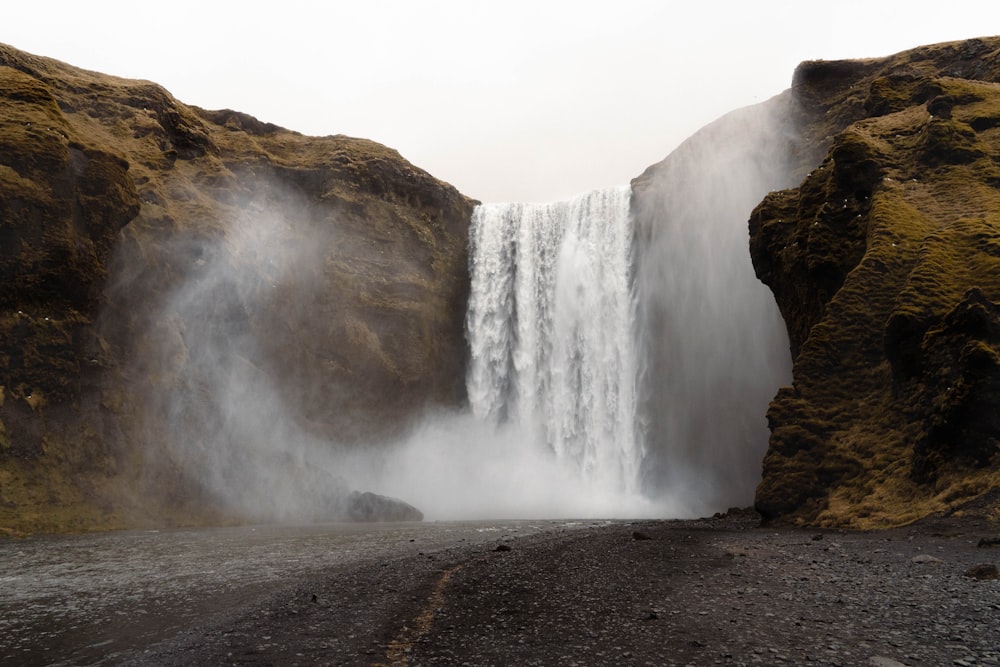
[4,36,1000,534]
[0,45,473,534]
[750,37,1000,527]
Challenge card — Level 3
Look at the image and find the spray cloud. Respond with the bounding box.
[632,93,797,513]
[114,95,798,523]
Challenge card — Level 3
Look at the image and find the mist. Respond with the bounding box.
[633,93,797,512]
[111,93,800,524]
[120,190,364,522]
[375,413,667,519]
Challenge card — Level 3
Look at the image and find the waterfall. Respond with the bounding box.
[460,96,795,516]
[466,186,641,495]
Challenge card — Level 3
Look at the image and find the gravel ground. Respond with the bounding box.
[124,513,1000,666]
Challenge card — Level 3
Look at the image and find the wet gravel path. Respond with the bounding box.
[125,514,999,666]
[0,520,562,666]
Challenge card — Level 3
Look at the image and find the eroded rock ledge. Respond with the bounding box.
[751,37,1000,527]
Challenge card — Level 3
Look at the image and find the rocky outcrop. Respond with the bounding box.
[751,37,1000,527]
[345,491,424,522]
[0,44,472,534]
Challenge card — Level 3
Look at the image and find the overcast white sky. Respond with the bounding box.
[3,2,998,202]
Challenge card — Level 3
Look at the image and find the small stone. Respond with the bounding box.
[963,563,999,580]
[868,657,909,667]
[910,554,943,564]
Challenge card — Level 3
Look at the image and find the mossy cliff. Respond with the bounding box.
[751,37,1000,527]
[0,45,474,535]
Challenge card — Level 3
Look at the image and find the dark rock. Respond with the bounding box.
[346,491,423,523]
[978,537,1000,548]
[494,544,512,552]
[632,531,652,541]
[963,563,999,580]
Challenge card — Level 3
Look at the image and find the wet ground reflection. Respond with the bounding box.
[0,519,566,665]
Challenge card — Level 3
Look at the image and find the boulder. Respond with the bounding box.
[346,491,423,523]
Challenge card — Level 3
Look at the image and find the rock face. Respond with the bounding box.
[751,37,1000,527]
[0,44,472,534]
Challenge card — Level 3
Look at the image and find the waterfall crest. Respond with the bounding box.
[466,187,641,495]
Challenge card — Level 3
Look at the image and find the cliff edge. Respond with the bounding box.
[751,37,1000,527]
[0,44,474,534]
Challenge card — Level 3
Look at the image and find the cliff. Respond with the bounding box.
[0,44,474,534]
[750,37,1000,527]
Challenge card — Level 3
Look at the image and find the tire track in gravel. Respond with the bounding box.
[379,558,476,666]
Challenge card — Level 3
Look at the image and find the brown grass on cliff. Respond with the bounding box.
[0,43,474,535]
[751,37,1000,528]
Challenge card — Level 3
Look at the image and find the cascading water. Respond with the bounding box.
[459,95,796,516]
[466,187,641,496]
